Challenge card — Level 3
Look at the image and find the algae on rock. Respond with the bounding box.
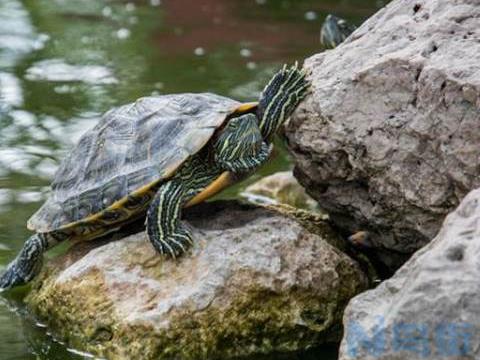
[26,201,368,359]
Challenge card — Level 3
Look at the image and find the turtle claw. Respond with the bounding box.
[154,233,193,259]
[148,218,194,259]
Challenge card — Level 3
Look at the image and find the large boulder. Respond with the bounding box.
[26,201,367,360]
[285,0,480,256]
[338,187,480,360]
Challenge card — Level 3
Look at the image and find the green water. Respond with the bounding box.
[0,0,383,358]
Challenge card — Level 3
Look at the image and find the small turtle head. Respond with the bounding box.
[348,231,373,249]
[320,14,356,49]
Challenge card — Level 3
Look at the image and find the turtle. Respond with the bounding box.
[320,14,357,49]
[0,63,309,289]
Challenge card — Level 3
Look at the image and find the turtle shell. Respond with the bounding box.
[28,93,252,233]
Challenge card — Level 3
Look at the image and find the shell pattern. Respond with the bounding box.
[28,93,240,233]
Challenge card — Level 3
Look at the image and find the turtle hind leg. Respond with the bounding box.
[0,232,64,290]
[146,180,193,258]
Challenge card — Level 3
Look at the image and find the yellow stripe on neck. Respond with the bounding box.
[185,171,235,207]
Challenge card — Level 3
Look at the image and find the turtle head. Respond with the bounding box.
[348,231,373,249]
[320,14,356,49]
[257,63,310,140]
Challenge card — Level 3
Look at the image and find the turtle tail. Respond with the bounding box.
[257,62,310,139]
[0,232,65,290]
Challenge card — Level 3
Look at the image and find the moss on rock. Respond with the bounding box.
[26,201,367,359]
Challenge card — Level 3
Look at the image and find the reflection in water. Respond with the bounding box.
[0,73,23,107]
[25,58,117,84]
[0,0,383,358]
[0,0,47,68]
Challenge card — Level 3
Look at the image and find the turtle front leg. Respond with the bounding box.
[146,180,193,258]
[214,113,273,173]
[0,231,66,290]
[217,141,272,173]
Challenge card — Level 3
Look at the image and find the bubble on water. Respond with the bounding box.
[304,11,317,21]
[150,0,161,6]
[194,47,206,56]
[154,82,164,89]
[81,36,91,44]
[240,48,252,58]
[54,84,74,94]
[102,6,112,17]
[129,16,138,25]
[125,3,136,12]
[255,0,267,5]
[246,61,257,70]
[116,28,131,40]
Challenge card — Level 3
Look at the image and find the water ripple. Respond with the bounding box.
[25,59,117,85]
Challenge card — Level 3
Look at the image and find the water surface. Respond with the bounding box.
[0,0,383,358]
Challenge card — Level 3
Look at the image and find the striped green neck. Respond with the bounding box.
[257,63,309,140]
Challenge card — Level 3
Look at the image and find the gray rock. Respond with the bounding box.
[242,171,319,210]
[338,188,480,360]
[26,201,367,360]
[285,0,480,256]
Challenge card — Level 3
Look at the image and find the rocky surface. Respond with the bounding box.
[242,171,318,210]
[285,0,480,256]
[26,201,367,360]
[338,188,480,360]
